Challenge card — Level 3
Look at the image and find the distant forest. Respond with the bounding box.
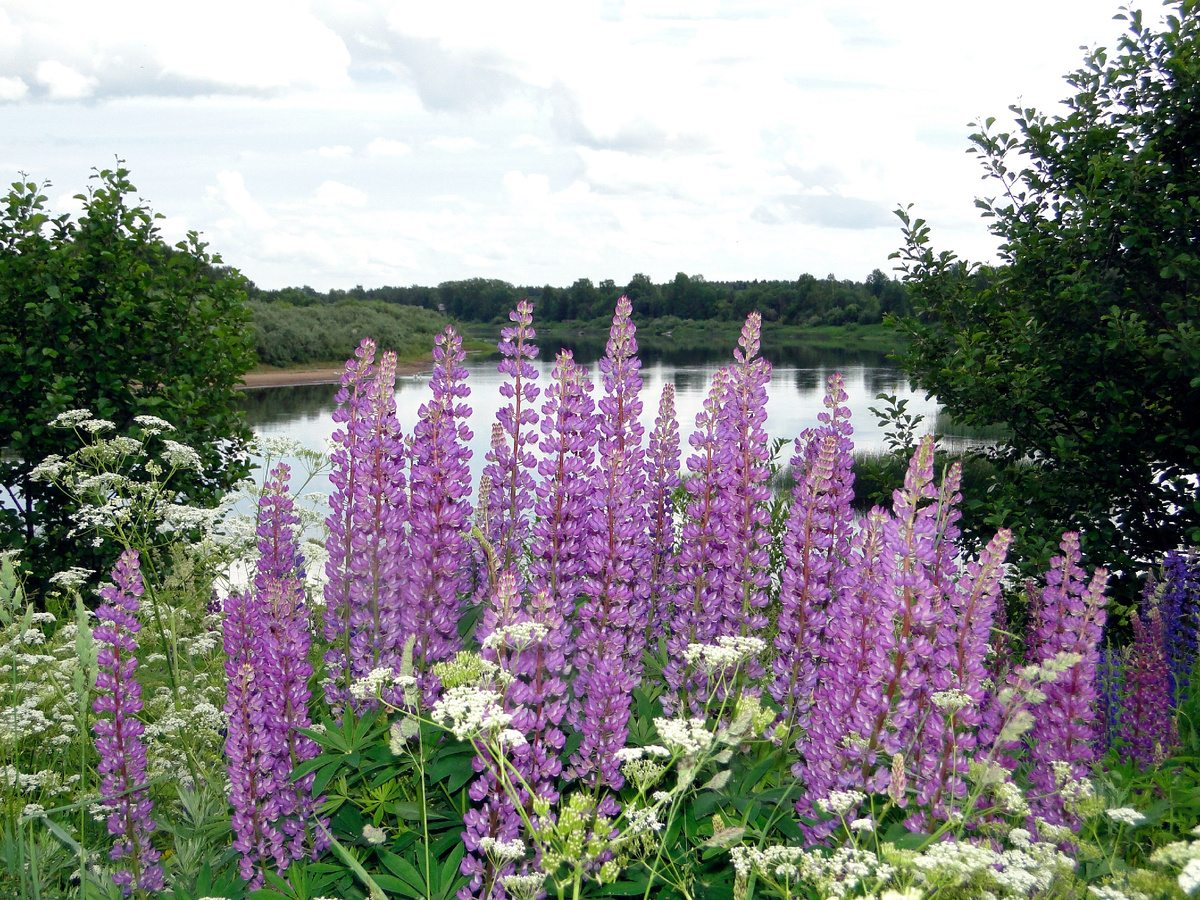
[247,269,911,328]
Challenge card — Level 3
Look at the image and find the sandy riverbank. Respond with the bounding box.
[238,357,434,389]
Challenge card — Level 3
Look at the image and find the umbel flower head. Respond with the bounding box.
[92,549,164,896]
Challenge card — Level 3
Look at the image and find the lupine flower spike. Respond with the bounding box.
[407,326,475,685]
[1026,532,1108,829]
[93,549,163,896]
[571,295,648,793]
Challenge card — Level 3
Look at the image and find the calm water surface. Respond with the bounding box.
[238,342,940,500]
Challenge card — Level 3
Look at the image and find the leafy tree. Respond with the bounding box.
[892,1,1200,613]
[0,165,256,592]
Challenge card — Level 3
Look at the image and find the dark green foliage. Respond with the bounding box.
[892,2,1200,611]
[0,165,255,594]
[250,270,910,329]
[250,299,446,368]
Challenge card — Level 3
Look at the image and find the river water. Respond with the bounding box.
[237,342,940,497]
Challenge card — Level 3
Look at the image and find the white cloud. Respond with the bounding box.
[314,180,368,207]
[0,76,27,101]
[35,60,96,100]
[511,134,546,150]
[209,171,275,230]
[366,138,411,157]
[318,145,354,157]
[427,136,481,153]
[160,2,351,91]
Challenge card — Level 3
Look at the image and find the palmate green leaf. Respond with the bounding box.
[428,746,477,794]
[376,847,427,894]
[439,842,467,899]
[391,801,455,822]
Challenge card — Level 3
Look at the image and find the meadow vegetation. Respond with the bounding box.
[4,300,1199,900]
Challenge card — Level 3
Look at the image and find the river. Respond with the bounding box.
[237,341,940,498]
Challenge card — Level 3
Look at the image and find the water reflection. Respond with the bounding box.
[238,347,941,494]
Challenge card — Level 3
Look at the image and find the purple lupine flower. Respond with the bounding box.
[713,313,773,678]
[529,350,596,624]
[344,350,408,704]
[481,300,540,578]
[1119,605,1177,768]
[644,382,680,644]
[1094,645,1123,756]
[93,549,163,896]
[224,587,279,888]
[255,463,305,587]
[772,372,855,734]
[406,326,474,684]
[796,509,893,837]
[323,337,378,714]
[228,467,329,884]
[853,438,941,800]
[259,568,328,868]
[571,296,649,789]
[1159,549,1200,702]
[904,459,969,830]
[665,366,733,713]
[463,573,528,900]
[917,527,1012,823]
[1025,532,1108,830]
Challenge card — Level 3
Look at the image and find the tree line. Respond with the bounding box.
[247,268,911,327]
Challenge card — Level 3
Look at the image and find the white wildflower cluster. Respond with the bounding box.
[80,418,116,434]
[362,823,387,845]
[161,439,203,472]
[1106,807,1149,828]
[0,766,79,796]
[481,621,550,651]
[477,836,526,863]
[1088,886,1144,900]
[133,415,175,435]
[996,828,1076,894]
[991,779,1030,817]
[1181,858,1200,896]
[653,717,715,756]
[930,689,973,714]
[432,686,523,743]
[849,817,875,833]
[500,873,546,900]
[1147,829,1200,896]
[51,409,94,428]
[615,745,670,762]
[48,568,94,590]
[349,666,417,700]
[623,804,665,836]
[732,844,893,898]
[28,455,68,482]
[683,635,767,673]
[816,789,866,818]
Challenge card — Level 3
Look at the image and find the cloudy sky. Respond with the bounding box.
[0,1,1136,291]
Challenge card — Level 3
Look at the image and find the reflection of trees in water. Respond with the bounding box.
[793,368,823,393]
[865,368,906,397]
[538,330,893,369]
[672,369,712,393]
[238,384,338,425]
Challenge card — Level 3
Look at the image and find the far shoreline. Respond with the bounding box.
[238,356,434,390]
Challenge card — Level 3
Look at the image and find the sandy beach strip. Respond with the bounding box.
[238,356,434,389]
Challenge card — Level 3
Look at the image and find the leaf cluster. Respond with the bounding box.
[891,2,1200,610]
[0,165,256,594]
